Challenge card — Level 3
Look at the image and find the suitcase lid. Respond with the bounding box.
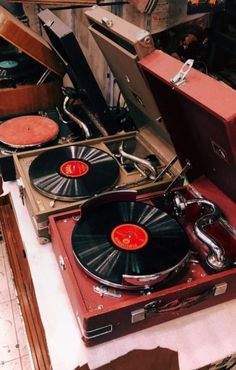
[85,6,174,152]
[139,51,236,200]
[0,6,64,76]
[37,8,118,135]
[85,6,155,59]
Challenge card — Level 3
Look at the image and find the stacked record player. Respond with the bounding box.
[0,6,64,116]
[13,9,180,243]
[0,6,65,181]
[0,6,131,182]
[45,6,236,346]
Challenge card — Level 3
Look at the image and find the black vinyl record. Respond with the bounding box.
[72,201,190,289]
[0,53,44,87]
[29,145,120,201]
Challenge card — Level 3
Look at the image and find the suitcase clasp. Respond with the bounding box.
[171,59,194,87]
[101,16,113,28]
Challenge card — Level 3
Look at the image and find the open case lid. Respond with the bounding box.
[139,51,236,201]
[85,6,172,146]
[0,6,64,76]
[85,5,155,59]
[38,8,118,135]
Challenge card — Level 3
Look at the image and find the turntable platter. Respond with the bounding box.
[72,200,190,289]
[29,145,120,201]
[0,115,59,148]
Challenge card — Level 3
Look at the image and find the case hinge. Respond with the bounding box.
[17,178,25,205]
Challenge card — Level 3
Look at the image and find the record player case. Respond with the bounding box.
[13,130,178,243]
[46,7,236,346]
[49,184,236,346]
[13,10,179,243]
[0,6,64,117]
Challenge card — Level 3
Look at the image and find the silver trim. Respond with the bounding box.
[173,193,228,270]
[171,59,194,87]
[73,249,190,291]
[84,324,113,339]
[118,141,157,179]
[63,96,91,139]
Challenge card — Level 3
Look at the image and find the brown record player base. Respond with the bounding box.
[49,185,236,346]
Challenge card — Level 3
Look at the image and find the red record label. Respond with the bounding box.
[60,160,89,178]
[111,223,148,251]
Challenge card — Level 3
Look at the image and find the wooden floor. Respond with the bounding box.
[0,237,34,369]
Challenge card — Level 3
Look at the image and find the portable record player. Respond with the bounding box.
[13,130,178,243]
[0,6,64,117]
[46,7,236,346]
[49,186,236,346]
[13,10,181,242]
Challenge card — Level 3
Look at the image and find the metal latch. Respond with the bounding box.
[214,282,227,296]
[101,16,113,28]
[17,178,25,205]
[170,59,194,87]
[131,308,146,323]
[59,256,66,271]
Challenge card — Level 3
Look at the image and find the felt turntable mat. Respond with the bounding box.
[0,115,59,147]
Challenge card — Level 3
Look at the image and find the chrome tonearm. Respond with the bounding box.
[118,142,157,179]
[63,95,91,139]
[173,192,228,270]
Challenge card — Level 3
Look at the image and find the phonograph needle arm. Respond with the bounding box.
[63,95,91,139]
[173,193,229,271]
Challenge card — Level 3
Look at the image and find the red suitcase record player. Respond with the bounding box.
[49,48,236,346]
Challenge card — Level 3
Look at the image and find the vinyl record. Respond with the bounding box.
[0,53,44,86]
[29,145,120,201]
[72,201,190,289]
[0,115,59,148]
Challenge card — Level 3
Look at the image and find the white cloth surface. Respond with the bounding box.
[3,181,236,370]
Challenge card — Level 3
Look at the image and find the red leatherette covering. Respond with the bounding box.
[49,188,236,346]
[139,51,236,201]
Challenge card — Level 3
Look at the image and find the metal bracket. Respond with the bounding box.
[101,16,113,28]
[59,256,66,271]
[17,178,25,206]
[171,59,194,87]
[214,282,227,296]
[93,284,121,298]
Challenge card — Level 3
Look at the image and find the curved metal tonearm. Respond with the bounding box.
[63,95,91,139]
[173,193,228,270]
[118,142,157,179]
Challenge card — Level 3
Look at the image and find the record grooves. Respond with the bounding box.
[29,145,120,201]
[72,201,190,289]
